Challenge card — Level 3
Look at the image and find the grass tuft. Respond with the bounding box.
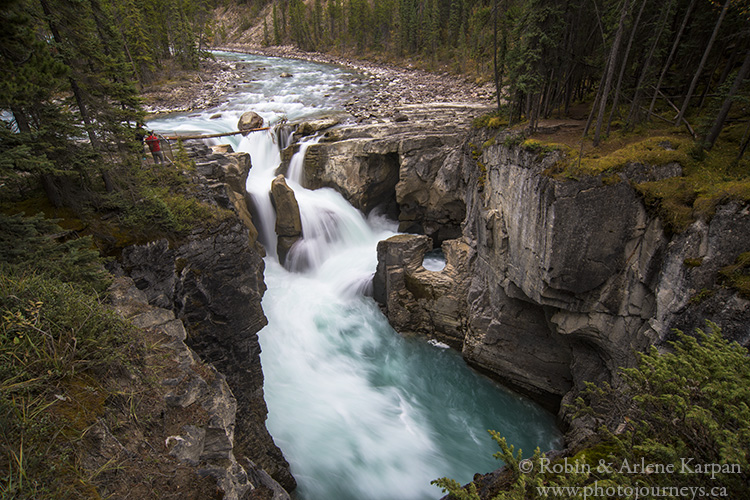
[720,252,750,299]
[0,270,135,498]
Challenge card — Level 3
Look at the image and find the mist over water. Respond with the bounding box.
[150,51,562,500]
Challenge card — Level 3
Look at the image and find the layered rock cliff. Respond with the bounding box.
[113,142,296,494]
[291,110,750,444]
[462,137,749,430]
[107,276,290,500]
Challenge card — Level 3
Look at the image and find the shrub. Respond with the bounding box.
[0,214,110,293]
[719,252,750,299]
[0,270,134,498]
[473,112,509,130]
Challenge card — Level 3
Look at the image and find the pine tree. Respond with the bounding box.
[273,1,283,44]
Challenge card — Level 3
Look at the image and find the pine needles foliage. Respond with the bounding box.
[0,214,110,294]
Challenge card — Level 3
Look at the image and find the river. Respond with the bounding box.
[148,50,562,500]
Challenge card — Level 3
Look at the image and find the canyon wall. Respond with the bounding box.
[297,115,750,441]
[110,116,748,497]
[114,143,295,495]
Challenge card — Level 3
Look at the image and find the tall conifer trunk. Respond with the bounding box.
[675,0,731,126]
[38,0,115,193]
[705,49,750,150]
[593,0,631,146]
[648,0,697,118]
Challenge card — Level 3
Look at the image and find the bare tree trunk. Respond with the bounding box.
[493,0,502,111]
[607,0,648,135]
[626,0,673,126]
[675,0,731,125]
[120,28,143,90]
[698,44,728,109]
[584,63,609,137]
[543,69,559,118]
[648,0,697,117]
[38,0,116,194]
[10,107,30,134]
[593,0,631,146]
[716,47,740,88]
[39,0,101,149]
[704,49,750,150]
[737,120,750,163]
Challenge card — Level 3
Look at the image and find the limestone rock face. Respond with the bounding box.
[462,138,749,426]
[300,137,402,217]
[654,201,750,345]
[364,125,749,440]
[108,277,291,500]
[117,143,296,493]
[284,103,487,244]
[373,234,474,348]
[270,175,302,266]
[238,111,264,132]
[458,142,671,414]
[185,141,261,250]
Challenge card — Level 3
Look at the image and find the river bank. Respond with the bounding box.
[142,44,496,120]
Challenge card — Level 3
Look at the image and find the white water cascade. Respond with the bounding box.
[149,51,562,500]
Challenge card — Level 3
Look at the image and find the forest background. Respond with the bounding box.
[3,0,750,217]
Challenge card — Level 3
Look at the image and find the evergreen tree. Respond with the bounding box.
[1,0,106,205]
[273,1,283,44]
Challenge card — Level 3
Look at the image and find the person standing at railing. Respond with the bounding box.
[145,131,165,164]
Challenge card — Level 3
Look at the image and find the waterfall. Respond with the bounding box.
[149,51,562,500]
[287,134,322,184]
[240,129,284,256]
[244,124,561,500]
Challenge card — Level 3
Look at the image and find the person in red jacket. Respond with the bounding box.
[145,131,165,164]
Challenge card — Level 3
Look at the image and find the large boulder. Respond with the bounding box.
[295,116,340,137]
[238,111,264,133]
[270,175,302,266]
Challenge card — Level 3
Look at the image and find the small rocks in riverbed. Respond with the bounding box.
[210,113,222,120]
[279,72,293,78]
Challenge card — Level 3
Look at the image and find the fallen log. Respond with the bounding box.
[163,127,270,141]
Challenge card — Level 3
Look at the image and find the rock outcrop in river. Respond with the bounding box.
[270,174,302,266]
[285,103,487,245]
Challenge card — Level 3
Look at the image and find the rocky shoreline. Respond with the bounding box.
[143,44,496,120]
[140,57,239,115]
